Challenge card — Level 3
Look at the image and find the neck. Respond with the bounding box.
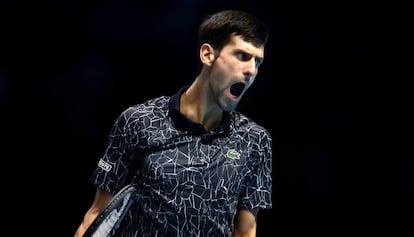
[180,78,222,131]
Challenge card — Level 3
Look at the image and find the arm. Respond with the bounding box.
[74,188,113,237]
[233,209,257,237]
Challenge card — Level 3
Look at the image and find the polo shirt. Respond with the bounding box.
[91,86,272,237]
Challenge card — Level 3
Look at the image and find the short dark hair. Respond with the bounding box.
[195,10,269,75]
[198,9,269,52]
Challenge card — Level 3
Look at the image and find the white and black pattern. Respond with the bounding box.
[90,87,272,237]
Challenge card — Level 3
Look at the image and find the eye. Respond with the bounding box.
[236,52,252,62]
[236,52,263,68]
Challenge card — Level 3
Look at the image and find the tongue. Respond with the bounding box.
[230,83,245,97]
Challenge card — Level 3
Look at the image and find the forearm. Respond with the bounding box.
[233,209,257,237]
[74,208,101,237]
[74,222,88,237]
[75,188,114,236]
[233,222,256,237]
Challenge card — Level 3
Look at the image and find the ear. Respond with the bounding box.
[199,43,216,66]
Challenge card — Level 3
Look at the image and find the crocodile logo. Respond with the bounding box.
[226,149,241,159]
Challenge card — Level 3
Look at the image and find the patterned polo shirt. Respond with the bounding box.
[90,86,272,237]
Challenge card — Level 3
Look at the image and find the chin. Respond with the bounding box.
[223,102,238,112]
[220,97,239,111]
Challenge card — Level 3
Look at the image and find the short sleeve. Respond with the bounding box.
[90,108,137,195]
[239,129,272,210]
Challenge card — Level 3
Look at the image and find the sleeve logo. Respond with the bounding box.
[98,158,112,172]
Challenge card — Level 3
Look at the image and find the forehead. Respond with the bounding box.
[224,35,265,58]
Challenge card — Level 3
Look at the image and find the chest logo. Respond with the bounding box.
[226,149,241,159]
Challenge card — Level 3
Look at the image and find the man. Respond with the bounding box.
[75,9,272,237]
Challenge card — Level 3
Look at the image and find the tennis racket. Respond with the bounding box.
[83,184,137,237]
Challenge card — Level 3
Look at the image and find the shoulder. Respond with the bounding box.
[231,111,272,144]
[112,96,170,129]
[232,111,271,136]
[121,96,170,119]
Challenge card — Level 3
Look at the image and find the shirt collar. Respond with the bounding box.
[169,86,232,137]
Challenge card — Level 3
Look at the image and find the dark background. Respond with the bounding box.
[1,1,412,236]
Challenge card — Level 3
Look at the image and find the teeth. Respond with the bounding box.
[230,83,245,97]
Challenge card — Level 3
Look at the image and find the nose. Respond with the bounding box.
[243,58,257,77]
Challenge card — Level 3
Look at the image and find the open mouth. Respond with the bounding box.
[230,82,245,97]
